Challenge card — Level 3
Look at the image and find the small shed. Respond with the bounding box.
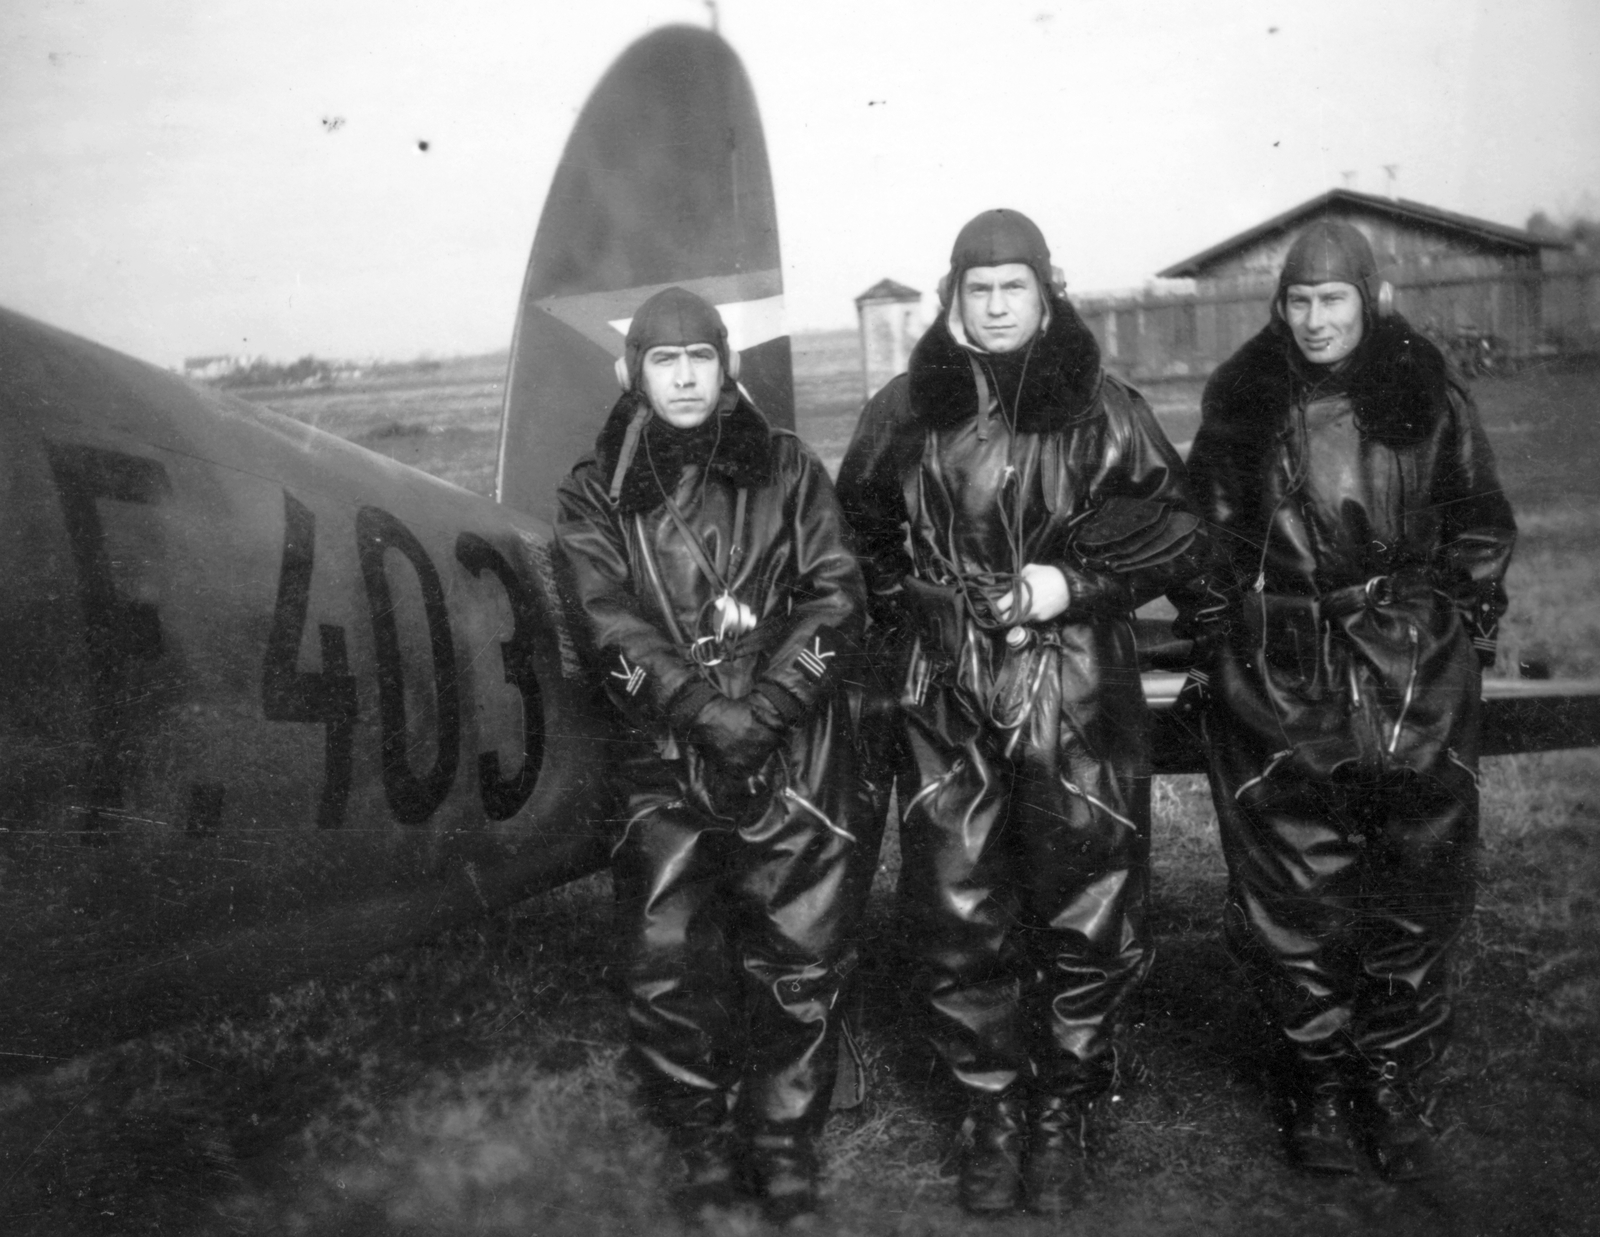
[854,278,925,399]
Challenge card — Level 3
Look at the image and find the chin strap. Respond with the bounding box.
[657,485,748,600]
[607,402,653,505]
[968,356,993,442]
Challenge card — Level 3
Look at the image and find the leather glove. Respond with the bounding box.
[688,693,783,775]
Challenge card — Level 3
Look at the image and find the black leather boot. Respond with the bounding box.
[667,1121,745,1219]
[1282,1073,1360,1176]
[656,1092,747,1220]
[1269,1042,1361,1177]
[746,1130,821,1225]
[1022,1092,1090,1215]
[957,1091,1025,1216]
[1354,1060,1437,1182]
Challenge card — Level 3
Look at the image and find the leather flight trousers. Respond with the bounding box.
[1209,734,1479,1087]
[612,763,873,1145]
[896,683,1154,1098]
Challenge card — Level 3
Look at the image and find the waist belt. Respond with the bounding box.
[1315,570,1435,620]
[676,611,783,669]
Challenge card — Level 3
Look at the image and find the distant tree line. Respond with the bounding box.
[212,355,335,389]
[202,354,454,389]
[1526,209,1600,254]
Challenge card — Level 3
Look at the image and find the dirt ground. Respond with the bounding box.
[1,344,1596,1236]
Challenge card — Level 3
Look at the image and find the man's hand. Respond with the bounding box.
[993,563,1071,625]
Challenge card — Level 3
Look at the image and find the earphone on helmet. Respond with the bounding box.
[1272,221,1395,323]
[614,343,741,390]
[1271,275,1395,324]
[936,264,1066,306]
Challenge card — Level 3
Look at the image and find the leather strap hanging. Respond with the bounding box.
[607,403,652,505]
[968,356,992,442]
[637,483,755,666]
[656,486,747,597]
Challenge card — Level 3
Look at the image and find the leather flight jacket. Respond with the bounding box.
[838,294,1204,1095]
[1178,315,1516,1078]
[1180,316,1516,780]
[556,393,876,1135]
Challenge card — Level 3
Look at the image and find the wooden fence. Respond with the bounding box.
[1072,261,1600,382]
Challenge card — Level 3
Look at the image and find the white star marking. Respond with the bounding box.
[535,270,786,357]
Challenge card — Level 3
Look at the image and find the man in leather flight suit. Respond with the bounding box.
[837,210,1203,1216]
[555,287,874,1223]
[1177,221,1516,1181]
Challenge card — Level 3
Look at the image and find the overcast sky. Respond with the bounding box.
[2,0,1596,366]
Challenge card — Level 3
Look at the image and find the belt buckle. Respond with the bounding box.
[689,635,725,667]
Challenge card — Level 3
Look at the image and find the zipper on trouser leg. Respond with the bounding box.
[1387,623,1422,756]
[902,774,945,822]
[609,798,685,858]
[783,786,858,844]
[1445,747,1481,789]
[998,651,1052,760]
[1057,775,1140,833]
[957,749,994,852]
[1233,748,1295,802]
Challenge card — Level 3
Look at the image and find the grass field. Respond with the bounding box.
[2,341,1597,1236]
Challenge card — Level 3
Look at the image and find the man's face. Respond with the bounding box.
[958,263,1045,354]
[640,343,722,428]
[1284,281,1365,366]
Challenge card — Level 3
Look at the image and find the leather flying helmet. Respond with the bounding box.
[1274,219,1394,321]
[614,286,741,390]
[938,208,1065,305]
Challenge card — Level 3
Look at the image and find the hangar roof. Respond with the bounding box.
[1157,188,1567,279]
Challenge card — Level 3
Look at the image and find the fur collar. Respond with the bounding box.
[593,389,773,515]
[1209,314,1455,445]
[907,293,1104,434]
